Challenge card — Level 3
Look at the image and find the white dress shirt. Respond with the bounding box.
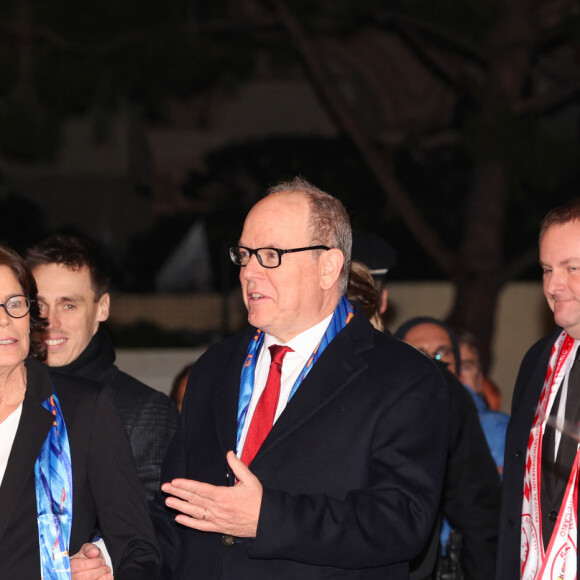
[238,313,333,455]
[549,340,580,460]
[0,403,23,487]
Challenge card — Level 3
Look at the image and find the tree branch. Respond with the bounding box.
[500,246,539,284]
[0,19,146,55]
[272,0,456,275]
[372,11,488,67]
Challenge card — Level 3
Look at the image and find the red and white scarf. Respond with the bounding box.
[521,331,578,580]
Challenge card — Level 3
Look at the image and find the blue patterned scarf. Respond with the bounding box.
[34,391,73,579]
[236,296,354,452]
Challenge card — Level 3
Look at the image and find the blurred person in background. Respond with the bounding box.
[346,259,384,331]
[393,316,502,579]
[353,238,501,580]
[169,363,192,413]
[351,230,397,321]
[395,317,509,475]
[457,330,503,412]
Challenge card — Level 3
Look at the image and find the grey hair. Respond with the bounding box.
[267,177,352,294]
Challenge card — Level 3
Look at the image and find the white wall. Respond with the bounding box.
[116,348,206,397]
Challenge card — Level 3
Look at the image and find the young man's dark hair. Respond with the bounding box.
[25,234,111,300]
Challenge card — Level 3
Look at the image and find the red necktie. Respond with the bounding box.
[241,344,293,466]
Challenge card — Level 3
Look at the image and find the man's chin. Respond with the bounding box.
[247,310,269,330]
[554,312,580,335]
[46,352,73,368]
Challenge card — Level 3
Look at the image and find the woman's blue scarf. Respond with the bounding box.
[34,390,73,579]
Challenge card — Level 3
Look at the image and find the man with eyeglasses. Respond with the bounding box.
[350,235,501,580]
[395,317,508,474]
[155,176,449,579]
[394,317,504,579]
[395,318,508,573]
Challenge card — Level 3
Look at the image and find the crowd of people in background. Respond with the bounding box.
[1,178,580,579]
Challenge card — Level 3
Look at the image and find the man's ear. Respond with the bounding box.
[97,292,110,323]
[319,249,344,290]
[379,288,388,315]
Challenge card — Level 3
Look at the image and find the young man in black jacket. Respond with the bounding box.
[26,234,179,503]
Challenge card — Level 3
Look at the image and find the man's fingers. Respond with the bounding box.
[71,543,103,560]
[174,512,216,531]
[161,482,193,503]
[161,478,216,502]
[71,568,113,580]
[162,492,215,530]
[165,495,198,515]
[161,455,261,537]
[82,547,102,559]
[70,550,112,580]
[226,450,253,484]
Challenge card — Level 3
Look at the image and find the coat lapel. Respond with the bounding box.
[0,362,54,543]
[215,330,255,459]
[510,336,554,459]
[529,333,580,537]
[251,310,374,466]
[216,310,374,469]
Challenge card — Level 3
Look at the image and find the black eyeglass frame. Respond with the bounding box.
[0,295,33,319]
[229,245,331,269]
[417,345,455,363]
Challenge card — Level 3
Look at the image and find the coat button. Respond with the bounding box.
[549,511,558,522]
[222,534,235,547]
[515,450,522,457]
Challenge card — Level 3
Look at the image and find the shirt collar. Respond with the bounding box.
[263,313,334,361]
